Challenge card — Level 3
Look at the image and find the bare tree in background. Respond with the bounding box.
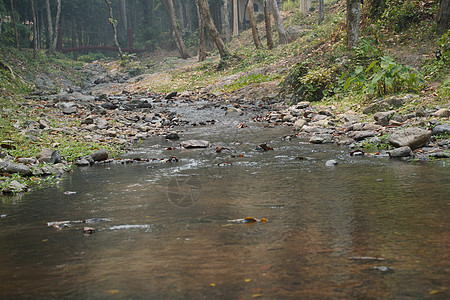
[346,0,361,49]
[318,0,324,24]
[233,0,238,36]
[437,0,449,34]
[119,0,128,40]
[162,0,189,59]
[300,0,312,13]
[104,0,123,60]
[10,0,19,48]
[197,0,229,60]
[271,0,289,44]
[264,0,274,49]
[248,0,261,48]
[31,0,38,58]
[223,0,231,42]
[197,3,206,61]
[46,0,61,53]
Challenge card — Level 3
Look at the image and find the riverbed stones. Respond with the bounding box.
[0,160,32,176]
[90,149,108,161]
[433,108,449,117]
[374,111,396,126]
[310,134,333,144]
[180,140,210,149]
[165,132,180,140]
[2,180,27,193]
[325,159,338,166]
[388,127,431,149]
[388,146,413,158]
[37,148,54,163]
[432,124,450,136]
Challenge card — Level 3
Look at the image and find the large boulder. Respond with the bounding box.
[90,149,108,161]
[389,127,431,149]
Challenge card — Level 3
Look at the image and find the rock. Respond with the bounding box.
[225,107,243,115]
[74,158,91,166]
[293,119,307,130]
[49,150,62,164]
[95,118,109,129]
[0,160,32,176]
[62,106,78,115]
[165,132,180,140]
[165,91,178,99]
[388,146,413,158]
[325,159,338,167]
[295,101,311,109]
[39,119,49,129]
[309,134,333,144]
[17,157,37,164]
[373,110,395,126]
[432,124,450,136]
[389,127,432,149]
[433,108,449,117]
[101,102,119,110]
[37,148,53,163]
[352,131,376,141]
[2,180,27,193]
[180,140,210,149]
[90,149,108,161]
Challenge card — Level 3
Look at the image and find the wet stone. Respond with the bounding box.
[180,140,210,149]
[388,146,413,158]
[389,127,432,149]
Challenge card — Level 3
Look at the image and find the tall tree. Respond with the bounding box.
[271,0,289,44]
[104,0,123,59]
[346,0,361,49]
[10,0,19,48]
[197,0,229,60]
[318,0,324,25]
[162,0,189,59]
[45,0,53,48]
[223,0,231,42]
[119,0,128,40]
[437,0,449,34]
[248,0,261,48]
[31,0,38,58]
[264,0,274,50]
[197,2,206,61]
[300,0,312,13]
[50,0,61,53]
[232,0,238,36]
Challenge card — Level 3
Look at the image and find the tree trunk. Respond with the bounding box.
[437,0,449,34]
[271,0,289,44]
[223,0,231,42]
[119,0,128,40]
[248,0,262,49]
[264,0,274,50]
[31,0,38,58]
[318,0,324,25]
[49,0,61,53]
[10,0,19,48]
[104,0,123,60]
[0,14,3,36]
[346,0,361,49]
[45,0,53,49]
[197,0,229,60]
[300,0,312,13]
[197,3,207,62]
[162,0,189,59]
[232,0,238,36]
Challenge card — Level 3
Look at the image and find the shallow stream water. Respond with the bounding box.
[1,100,449,299]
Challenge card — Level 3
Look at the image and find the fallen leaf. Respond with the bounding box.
[245,279,252,282]
[252,294,263,298]
[210,283,216,287]
[108,290,119,295]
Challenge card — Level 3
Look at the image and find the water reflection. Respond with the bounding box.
[1,116,449,299]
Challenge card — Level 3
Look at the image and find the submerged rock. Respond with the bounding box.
[325,159,338,167]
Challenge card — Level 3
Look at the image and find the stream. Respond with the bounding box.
[0,99,449,299]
